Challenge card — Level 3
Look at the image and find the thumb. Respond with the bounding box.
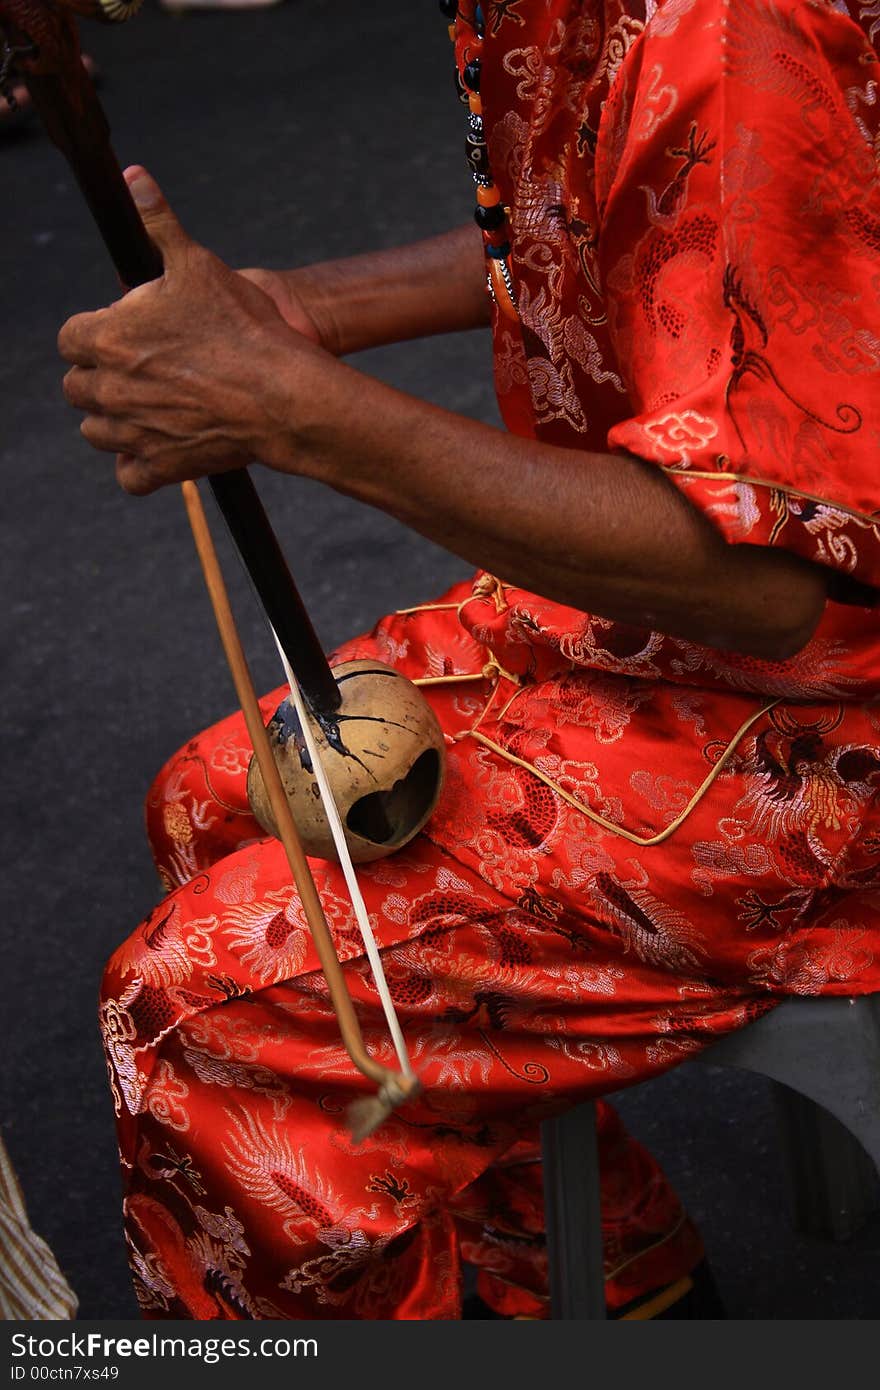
[124,166,189,260]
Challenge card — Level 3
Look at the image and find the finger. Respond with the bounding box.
[80,415,140,455]
[63,367,147,415]
[115,453,164,497]
[62,366,102,412]
[124,166,191,266]
[57,311,105,366]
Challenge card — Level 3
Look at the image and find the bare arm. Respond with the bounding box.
[242,224,491,356]
[262,361,827,661]
[58,171,829,662]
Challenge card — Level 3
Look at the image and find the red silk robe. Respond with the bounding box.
[101,0,880,1319]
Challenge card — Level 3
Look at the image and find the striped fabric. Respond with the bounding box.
[0,1135,77,1320]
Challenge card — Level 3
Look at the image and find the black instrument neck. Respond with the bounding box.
[23,63,342,717]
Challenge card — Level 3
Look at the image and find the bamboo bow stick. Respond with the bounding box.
[182,481,420,1138]
[0,0,421,1137]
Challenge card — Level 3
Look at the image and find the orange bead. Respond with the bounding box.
[476,183,501,207]
[468,94,483,116]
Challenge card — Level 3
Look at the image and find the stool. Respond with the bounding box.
[540,994,880,1319]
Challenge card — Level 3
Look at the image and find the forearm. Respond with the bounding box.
[58,175,828,661]
[280,225,491,356]
[276,360,827,661]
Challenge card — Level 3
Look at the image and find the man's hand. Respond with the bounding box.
[58,167,326,495]
[236,267,326,347]
[56,169,828,659]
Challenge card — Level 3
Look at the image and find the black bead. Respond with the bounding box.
[465,139,490,177]
[439,0,458,18]
[486,241,511,260]
[474,3,485,35]
[463,59,481,92]
[474,202,506,232]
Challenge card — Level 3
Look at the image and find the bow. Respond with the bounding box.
[0,0,442,1137]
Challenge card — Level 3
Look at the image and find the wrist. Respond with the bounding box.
[281,263,349,357]
[280,229,491,358]
[248,334,347,476]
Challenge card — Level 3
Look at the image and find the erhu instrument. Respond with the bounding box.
[1,0,445,1134]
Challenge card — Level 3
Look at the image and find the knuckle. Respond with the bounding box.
[80,415,99,445]
[91,374,114,413]
[90,323,108,358]
[117,472,140,497]
[117,455,154,497]
[116,469,139,496]
[57,321,75,360]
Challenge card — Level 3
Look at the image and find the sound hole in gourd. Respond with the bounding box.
[345,749,441,846]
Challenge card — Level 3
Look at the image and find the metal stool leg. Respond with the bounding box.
[541,1101,606,1319]
[773,1083,880,1240]
[697,998,880,1177]
[694,997,880,1244]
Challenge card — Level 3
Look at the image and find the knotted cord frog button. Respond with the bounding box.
[471,573,508,611]
[482,656,521,687]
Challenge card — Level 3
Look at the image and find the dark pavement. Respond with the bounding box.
[1,1,878,1321]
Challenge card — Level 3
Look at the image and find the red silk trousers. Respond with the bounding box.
[101,593,778,1319]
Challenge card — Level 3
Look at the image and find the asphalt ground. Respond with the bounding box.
[1,0,878,1321]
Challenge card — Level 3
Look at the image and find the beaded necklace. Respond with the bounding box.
[439,0,519,321]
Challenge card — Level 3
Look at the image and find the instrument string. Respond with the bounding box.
[270,626,415,1081]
